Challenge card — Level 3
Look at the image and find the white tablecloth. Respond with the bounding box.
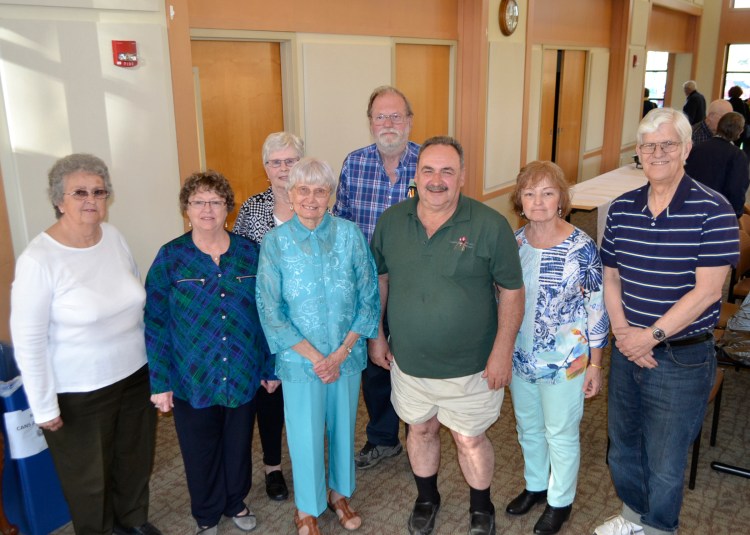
[570,164,648,244]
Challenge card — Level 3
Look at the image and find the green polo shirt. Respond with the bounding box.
[371,194,523,379]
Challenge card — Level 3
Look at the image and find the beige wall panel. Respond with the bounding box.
[696,0,721,99]
[671,53,694,110]
[299,37,391,177]
[631,0,651,47]
[485,40,525,191]
[0,7,182,272]
[580,154,602,182]
[583,48,609,154]
[621,45,647,148]
[525,45,543,164]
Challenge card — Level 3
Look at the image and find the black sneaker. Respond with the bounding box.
[354,441,403,469]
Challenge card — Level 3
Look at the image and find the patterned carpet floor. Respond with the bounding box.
[52,351,750,535]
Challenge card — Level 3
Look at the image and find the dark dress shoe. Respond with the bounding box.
[469,510,496,535]
[408,500,440,535]
[533,504,572,535]
[505,489,548,515]
[265,470,289,501]
[113,522,163,535]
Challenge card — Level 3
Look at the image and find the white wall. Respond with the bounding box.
[485,0,527,192]
[0,1,182,273]
[297,34,392,175]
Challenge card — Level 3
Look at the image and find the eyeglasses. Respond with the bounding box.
[64,188,110,200]
[265,158,300,168]
[294,186,330,199]
[371,113,406,125]
[639,141,682,154]
[188,200,227,209]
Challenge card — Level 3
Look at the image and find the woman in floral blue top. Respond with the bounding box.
[257,157,380,535]
[505,161,610,535]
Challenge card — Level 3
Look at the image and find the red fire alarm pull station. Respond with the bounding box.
[112,41,137,67]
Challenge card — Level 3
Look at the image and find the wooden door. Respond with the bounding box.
[395,43,451,143]
[537,49,586,184]
[556,50,586,185]
[191,40,284,227]
[539,49,558,161]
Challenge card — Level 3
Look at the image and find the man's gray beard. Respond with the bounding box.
[376,137,408,157]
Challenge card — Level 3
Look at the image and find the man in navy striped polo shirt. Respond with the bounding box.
[594,108,739,535]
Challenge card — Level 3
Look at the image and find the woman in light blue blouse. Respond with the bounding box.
[505,161,610,535]
[256,157,380,535]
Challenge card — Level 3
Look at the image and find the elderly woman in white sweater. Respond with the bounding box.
[10,154,161,535]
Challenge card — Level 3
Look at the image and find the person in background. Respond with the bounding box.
[233,131,306,501]
[257,157,380,535]
[593,108,739,535]
[682,80,706,126]
[727,85,750,156]
[691,99,732,146]
[370,137,524,535]
[333,85,420,470]
[146,170,276,535]
[10,153,161,535]
[686,111,749,218]
[643,88,657,118]
[506,161,609,535]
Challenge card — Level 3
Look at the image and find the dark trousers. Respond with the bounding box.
[253,384,284,466]
[44,365,156,535]
[173,397,256,527]
[362,357,400,447]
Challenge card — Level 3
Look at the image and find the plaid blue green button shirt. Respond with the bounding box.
[145,232,274,408]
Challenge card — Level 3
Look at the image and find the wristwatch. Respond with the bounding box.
[652,327,667,342]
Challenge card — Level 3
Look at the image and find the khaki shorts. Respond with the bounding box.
[390,359,503,437]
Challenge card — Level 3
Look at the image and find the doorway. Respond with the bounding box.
[539,49,586,185]
[191,40,285,227]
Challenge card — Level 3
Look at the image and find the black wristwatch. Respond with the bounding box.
[652,327,667,342]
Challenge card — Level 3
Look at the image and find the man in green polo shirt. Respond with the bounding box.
[370,136,525,535]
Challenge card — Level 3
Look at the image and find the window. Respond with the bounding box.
[644,51,669,107]
[733,0,750,8]
[724,44,750,100]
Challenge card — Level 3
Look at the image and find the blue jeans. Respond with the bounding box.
[607,340,715,533]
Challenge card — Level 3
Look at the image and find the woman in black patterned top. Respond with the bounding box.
[232,131,304,501]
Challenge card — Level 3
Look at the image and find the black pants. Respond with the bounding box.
[173,397,256,527]
[253,384,284,466]
[44,365,156,535]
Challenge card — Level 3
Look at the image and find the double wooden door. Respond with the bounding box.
[539,49,586,185]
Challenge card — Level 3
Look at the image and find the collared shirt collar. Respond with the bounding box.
[287,211,332,240]
[633,173,692,216]
[407,193,472,228]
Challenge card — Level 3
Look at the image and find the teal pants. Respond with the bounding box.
[283,373,360,516]
[509,372,585,507]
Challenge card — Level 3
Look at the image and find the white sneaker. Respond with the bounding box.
[593,514,645,535]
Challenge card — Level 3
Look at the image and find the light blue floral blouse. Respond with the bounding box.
[256,213,380,383]
[512,226,609,384]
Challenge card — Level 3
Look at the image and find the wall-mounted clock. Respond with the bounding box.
[499,0,519,36]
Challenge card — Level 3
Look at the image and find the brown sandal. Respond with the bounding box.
[294,510,321,535]
[327,491,362,531]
